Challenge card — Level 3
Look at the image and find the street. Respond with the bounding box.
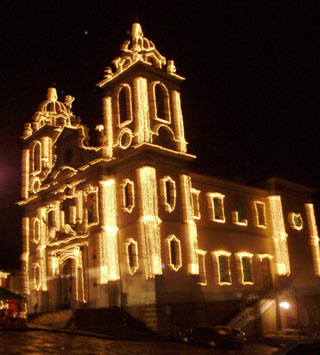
[0,330,278,354]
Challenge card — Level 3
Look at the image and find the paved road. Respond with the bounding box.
[0,330,278,354]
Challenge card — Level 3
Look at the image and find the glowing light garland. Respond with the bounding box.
[21,217,30,294]
[257,253,273,262]
[181,174,199,274]
[171,90,187,153]
[138,166,162,279]
[134,77,151,144]
[305,203,320,276]
[232,211,248,226]
[102,96,113,157]
[268,196,290,275]
[98,179,120,283]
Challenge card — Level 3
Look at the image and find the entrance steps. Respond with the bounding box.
[29,309,72,329]
[226,290,276,329]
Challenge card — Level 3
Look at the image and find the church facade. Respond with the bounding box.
[18,23,320,336]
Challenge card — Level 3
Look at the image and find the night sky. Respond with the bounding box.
[0,1,319,268]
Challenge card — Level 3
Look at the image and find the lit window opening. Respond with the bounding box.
[166,235,182,272]
[213,251,232,285]
[151,82,171,123]
[125,238,139,275]
[192,188,201,219]
[207,193,225,223]
[236,252,254,285]
[161,176,176,212]
[288,212,303,231]
[117,84,133,127]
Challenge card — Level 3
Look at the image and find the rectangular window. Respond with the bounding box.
[236,252,254,285]
[253,201,267,228]
[207,193,225,223]
[242,257,252,282]
[212,251,232,285]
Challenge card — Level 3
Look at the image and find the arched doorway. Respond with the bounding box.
[60,259,74,309]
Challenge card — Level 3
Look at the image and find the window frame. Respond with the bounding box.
[236,252,254,285]
[121,179,135,213]
[166,235,182,272]
[116,84,133,128]
[207,192,226,223]
[150,81,171,123]
[253,201,267,228]
[125,238,139,275]
[160,176,176,212]
[212,250,232,285]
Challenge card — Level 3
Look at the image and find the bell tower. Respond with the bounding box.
[97,23,188,158]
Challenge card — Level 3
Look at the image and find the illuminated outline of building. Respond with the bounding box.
[18,23,320,336]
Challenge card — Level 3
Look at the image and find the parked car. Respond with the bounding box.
[272,340,320,354]
[182,325,246,348]
[264,329,309,347]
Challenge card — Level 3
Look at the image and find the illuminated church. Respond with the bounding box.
[18,23,320,336]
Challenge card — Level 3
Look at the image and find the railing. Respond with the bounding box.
[227,290,276,329]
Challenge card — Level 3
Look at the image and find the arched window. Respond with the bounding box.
[33,218,40,244]
[155,84,166,119]
[152,82,170,123]
[117,85,132,126]
[32,142,41,173]
[33,264,41,290]
[48,210,56,228]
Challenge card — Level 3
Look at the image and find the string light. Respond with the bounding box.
[268,196,290,275]
[305,203,320,276]
[181,174,199,274]
[138,166,162,279]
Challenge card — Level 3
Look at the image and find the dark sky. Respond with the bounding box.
[0,1,319,268]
